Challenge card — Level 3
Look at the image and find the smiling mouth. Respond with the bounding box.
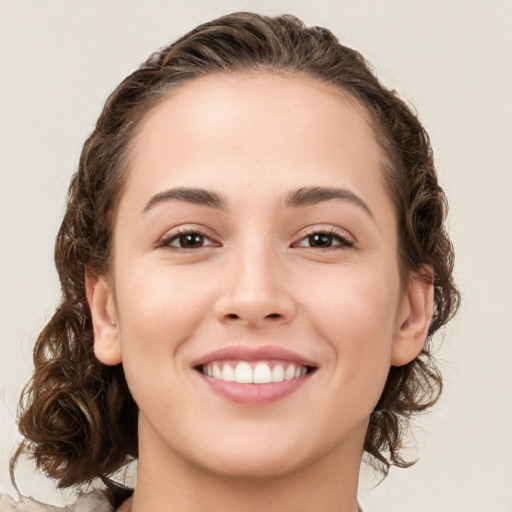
[192,346,318,404]
[198,361,315,384]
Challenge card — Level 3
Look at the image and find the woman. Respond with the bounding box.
[2,12,459,512]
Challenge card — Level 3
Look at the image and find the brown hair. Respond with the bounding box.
[14,11,459,491]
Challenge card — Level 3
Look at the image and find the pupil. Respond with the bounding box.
[310,233,332,247]
[181,233,202,248]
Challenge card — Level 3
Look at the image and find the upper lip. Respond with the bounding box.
[191,345,318,368]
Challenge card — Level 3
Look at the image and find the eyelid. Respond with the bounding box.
[155,224,355,251]
[156,225,221,250]
[292,226,355,249]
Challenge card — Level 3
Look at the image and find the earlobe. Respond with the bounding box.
[85,271,122,366]
[391,269,434,366]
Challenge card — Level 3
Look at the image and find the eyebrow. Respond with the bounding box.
[143,187,227,213]
[142,185,373,218]
[285,186,374,218]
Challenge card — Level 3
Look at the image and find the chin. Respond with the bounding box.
[191,446,308,480]
[186,422,346,481]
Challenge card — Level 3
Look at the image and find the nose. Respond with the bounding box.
[214,243,297,328]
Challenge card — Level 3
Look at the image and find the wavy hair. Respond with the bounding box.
[14,11,459,495]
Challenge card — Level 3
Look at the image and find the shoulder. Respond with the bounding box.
[0,489,113,512]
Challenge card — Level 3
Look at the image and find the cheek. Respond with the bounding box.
[113,265,214,389]
[306,260,400,336]
[305,263,400,389]
[117,262,211,334]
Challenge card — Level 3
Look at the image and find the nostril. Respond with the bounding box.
[266,313,281,319]
[227,313,239,319]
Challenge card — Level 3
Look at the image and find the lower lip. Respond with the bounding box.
[199,373,311,405]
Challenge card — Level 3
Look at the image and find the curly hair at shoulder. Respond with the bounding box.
[13,11,460,493]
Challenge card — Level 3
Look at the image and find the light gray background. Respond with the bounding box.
[1,1,511,511]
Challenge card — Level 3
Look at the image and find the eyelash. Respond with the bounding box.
[293,229,354,251]
[157,227,354,251]
[156,228,219,251]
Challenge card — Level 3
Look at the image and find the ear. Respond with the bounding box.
[391,269,434,366]
[85,271,122,366]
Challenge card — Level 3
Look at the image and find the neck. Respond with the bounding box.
[128,418,367,512]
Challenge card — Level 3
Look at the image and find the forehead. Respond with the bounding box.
[123,72,391,218]
[133,72,378,158]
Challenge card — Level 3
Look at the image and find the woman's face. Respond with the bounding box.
[89,73,429,479]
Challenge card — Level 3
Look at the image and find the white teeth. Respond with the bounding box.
[284,364,296,381]
[202,361,308,384]
[235,362,253,383]
[271,365,285,382]
[221,364,235,382]
[253,363,272,384]
[212,364,222,379]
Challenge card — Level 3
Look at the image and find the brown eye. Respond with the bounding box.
[177,233,204,248]
[295,230,354,250]
[161,231,217,249]
[308,233,335,248]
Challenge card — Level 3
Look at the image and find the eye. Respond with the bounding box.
[294,230,354,250]
[158,230,218,250]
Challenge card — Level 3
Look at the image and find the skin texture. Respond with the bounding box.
[86,73,432,512]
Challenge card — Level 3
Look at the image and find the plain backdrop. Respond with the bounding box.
[1,1,511,511]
